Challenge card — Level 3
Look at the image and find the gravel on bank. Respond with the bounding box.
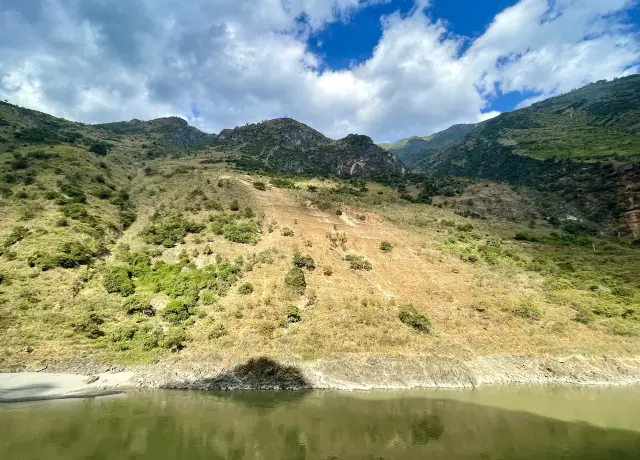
[1,355,638,401]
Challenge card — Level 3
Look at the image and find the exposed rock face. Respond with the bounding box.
[217,118,406,178]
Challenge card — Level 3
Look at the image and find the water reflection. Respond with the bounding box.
[0,390,639,459]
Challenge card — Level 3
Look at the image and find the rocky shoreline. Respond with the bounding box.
[1,355,639,401]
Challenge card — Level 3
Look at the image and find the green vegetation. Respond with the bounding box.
[271,177,296,189]
[380,241,393,252]
[512,298,543,321]
[141,215,205,247]
[209,213,260,244]
[281,227,294,237]
[398,305,431,333]
[89,142,109,156]
[293,250,315,271]
[285,267,306,293]
[253,181,266,191]
[162,299,194,324]
[284,305,302,323]
[103,265,135,296]
[345,254,372,271]
[238,282,254,295]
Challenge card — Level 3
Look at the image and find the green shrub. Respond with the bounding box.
[29,241,97,270]
[119,210,137,229]
[345,254,372,271]
[271,177,296,189]
[223,221,260,245]
[459,250,479,263]
[307,185,318,192]
[293,250,315,271]
[111,325,138,343]
[122,296,155,316]
[205,200,224,211]
[89,142,109,156]
[253,181,267,191]
[398,305,431,333]
[199,290,217,305]
[285,267,306,293]
[380,241,393,252]
[162,299,194,324]
[574,307,596,325]
[72,313,105,339]
[285,305,302,323]
[4,226,30,247]
[238,282,254,295]
[281,227,294,237]
[243,207,255,218]
[512,298,543,321]
[140,215,205,247]
[103,265,135,296]
[336,209,343,216]
[323,266,333,276]
[161,327,187,351]
[203,245,213,255]
[59,181,86,203]
[208,324,227,339]
[229,199,240,211]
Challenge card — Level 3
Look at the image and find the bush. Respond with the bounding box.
[380,241,393,252]
[574,307,595,325]
[140,215,205,247]
[243,207,255,218]
[307,185,318,192]
[59,181,87,203]
[512,298,543,321]
[285,267,306,293]
[29,241,97,270]
[4,226,30,247]
[229,199,240,211]
[253,181,267,191]
[285,305,301,323]
[223,221,260,245]
[111,325,138,343]
[161,327,187,351]
[293,250,315,270]
[103,265,135,296]
[336,209,343,216]
[122,296,155,316]
[270,177,296,189]
[398,305,431,333]
[345,254,372,271]
[72,313,105,339]
[323,266,333,276]
[89,142,109,156]
[162,299,193,324]
[238,282,254,295]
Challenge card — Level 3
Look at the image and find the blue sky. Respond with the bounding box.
[1,0,639,142]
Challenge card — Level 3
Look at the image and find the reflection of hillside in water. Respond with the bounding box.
[1,388,640,460]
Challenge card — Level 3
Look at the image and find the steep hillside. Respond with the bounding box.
[0,95,639,374]
[217,118,406,177]
[381,124,478,167]
[416,75,640,236]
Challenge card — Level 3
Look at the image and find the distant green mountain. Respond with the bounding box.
[380,124,478,167]
[416,75,640,235]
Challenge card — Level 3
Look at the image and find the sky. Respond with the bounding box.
[0,1,638,143]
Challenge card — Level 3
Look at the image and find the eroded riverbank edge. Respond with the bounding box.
[1,355,639,401]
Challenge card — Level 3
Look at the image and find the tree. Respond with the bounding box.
[90,142,109,156]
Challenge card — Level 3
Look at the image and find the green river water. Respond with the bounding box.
[0,386,639,459]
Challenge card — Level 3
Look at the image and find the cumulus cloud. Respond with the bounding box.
[0,0,638,142]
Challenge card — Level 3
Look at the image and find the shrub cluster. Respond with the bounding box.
[285,267,306,293]
[29,241,97,270]
[285,305,302,323]
[103,265,135,296]
[140,215,205,247]
[345,254,372,271]
[293,250,315,271]
[253,181,267,191]
[398,305,431,333]
[238,282,254,295]
[380,241,393,252]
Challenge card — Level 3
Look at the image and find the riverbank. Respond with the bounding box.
[1,354,639,401]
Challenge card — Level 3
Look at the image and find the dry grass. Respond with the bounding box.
[1,160,639,368]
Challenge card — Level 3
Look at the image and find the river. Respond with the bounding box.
[1,386,639,459]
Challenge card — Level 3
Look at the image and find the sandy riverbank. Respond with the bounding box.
[1,355,639,402]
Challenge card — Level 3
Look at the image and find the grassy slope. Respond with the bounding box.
[0,103,639,369]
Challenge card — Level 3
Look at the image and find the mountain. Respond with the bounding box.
[380,123,478,167]
[217,118,406,177]
[414,75,640,235]
[1,82,639,377]
[96,117,217,149]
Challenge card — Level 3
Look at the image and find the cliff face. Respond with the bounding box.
[217,118,406,178]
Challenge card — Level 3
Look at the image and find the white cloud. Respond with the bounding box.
[0,0,638,142]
